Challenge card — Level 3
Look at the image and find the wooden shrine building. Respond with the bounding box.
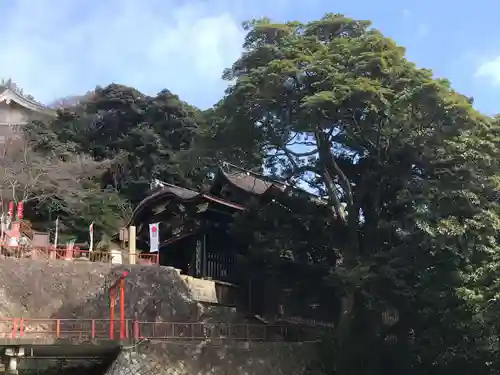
[128,163,338,325]
[128,163,288,283]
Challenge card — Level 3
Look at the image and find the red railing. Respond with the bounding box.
[0,318,300,342]
[135,322,296,341]
[52,248,112,262]
[137,253,158,264]
[0,246,159,265]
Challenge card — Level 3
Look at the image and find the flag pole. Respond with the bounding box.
[89,222,94,252]
[0,213,4,246]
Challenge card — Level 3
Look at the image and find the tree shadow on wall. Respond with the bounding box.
[124,340,313,375]
[50,264,199,323]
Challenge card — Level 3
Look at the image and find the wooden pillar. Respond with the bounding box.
[195,237,202,278]
[202,233,208,279]
[128,226,136,265]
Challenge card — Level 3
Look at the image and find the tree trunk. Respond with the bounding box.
[314,130,361,371]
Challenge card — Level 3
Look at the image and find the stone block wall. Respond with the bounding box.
[106,342,313,375]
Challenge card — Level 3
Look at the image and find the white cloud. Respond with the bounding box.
[474,56,500,86]
[0,0,247,108]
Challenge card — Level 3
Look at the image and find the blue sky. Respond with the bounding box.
[0,0,499,115]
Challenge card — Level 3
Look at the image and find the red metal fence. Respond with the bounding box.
[134,321,295,341]
[0,318,303,342]
[0,246,159,265]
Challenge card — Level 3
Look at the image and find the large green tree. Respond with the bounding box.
[28,84,206,205]
[25,84,208,240]
[207,14,500,374]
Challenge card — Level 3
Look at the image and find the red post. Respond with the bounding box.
[109,271,127,340]
[91,319,95,339]
[55,319,60,337]
[119,276,125,339]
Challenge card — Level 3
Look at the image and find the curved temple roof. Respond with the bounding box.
[128,180,245,227]
[218,164,287,195]
[0,88,57,117]
[127,163,327,229]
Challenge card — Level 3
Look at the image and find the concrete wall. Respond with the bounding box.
[106,342,313,375]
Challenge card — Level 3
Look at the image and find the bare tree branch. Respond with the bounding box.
[0,137,106,212]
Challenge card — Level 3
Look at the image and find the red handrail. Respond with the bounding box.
[0,245,159,265]
[0,317,305,342]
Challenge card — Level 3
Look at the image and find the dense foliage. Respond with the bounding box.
[4,12,500,375]
[21,84,207,239]
[204,14,500,374]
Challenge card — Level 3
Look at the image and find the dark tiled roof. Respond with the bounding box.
[220,164,287,195]
[128,179,245,228]
[157,183,199,200]
[131,182,201,220]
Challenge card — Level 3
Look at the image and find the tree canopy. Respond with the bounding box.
[203,14,500,374]
[22,84,208,238]
[7,12,500,375]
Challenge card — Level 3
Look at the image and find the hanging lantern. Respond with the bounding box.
[16,201,24,220]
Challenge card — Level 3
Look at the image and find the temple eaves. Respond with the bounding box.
[0,87,56,117]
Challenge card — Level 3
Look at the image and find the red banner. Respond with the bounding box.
[16,202,23,220]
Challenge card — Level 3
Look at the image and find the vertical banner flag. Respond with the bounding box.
[89,222,94,252]
[3,202,13,237]
[54,217,60,249]
[16,201,23,220]
[7,201,13,218]
[149,222,160,253]
[0,213,4,244]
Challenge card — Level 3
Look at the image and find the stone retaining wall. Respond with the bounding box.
[0,258,317,375]
[106,342,314,375]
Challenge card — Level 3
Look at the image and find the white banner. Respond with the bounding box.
[89,222,94,252]
[54,217,59,249]
[149,222,160,252]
